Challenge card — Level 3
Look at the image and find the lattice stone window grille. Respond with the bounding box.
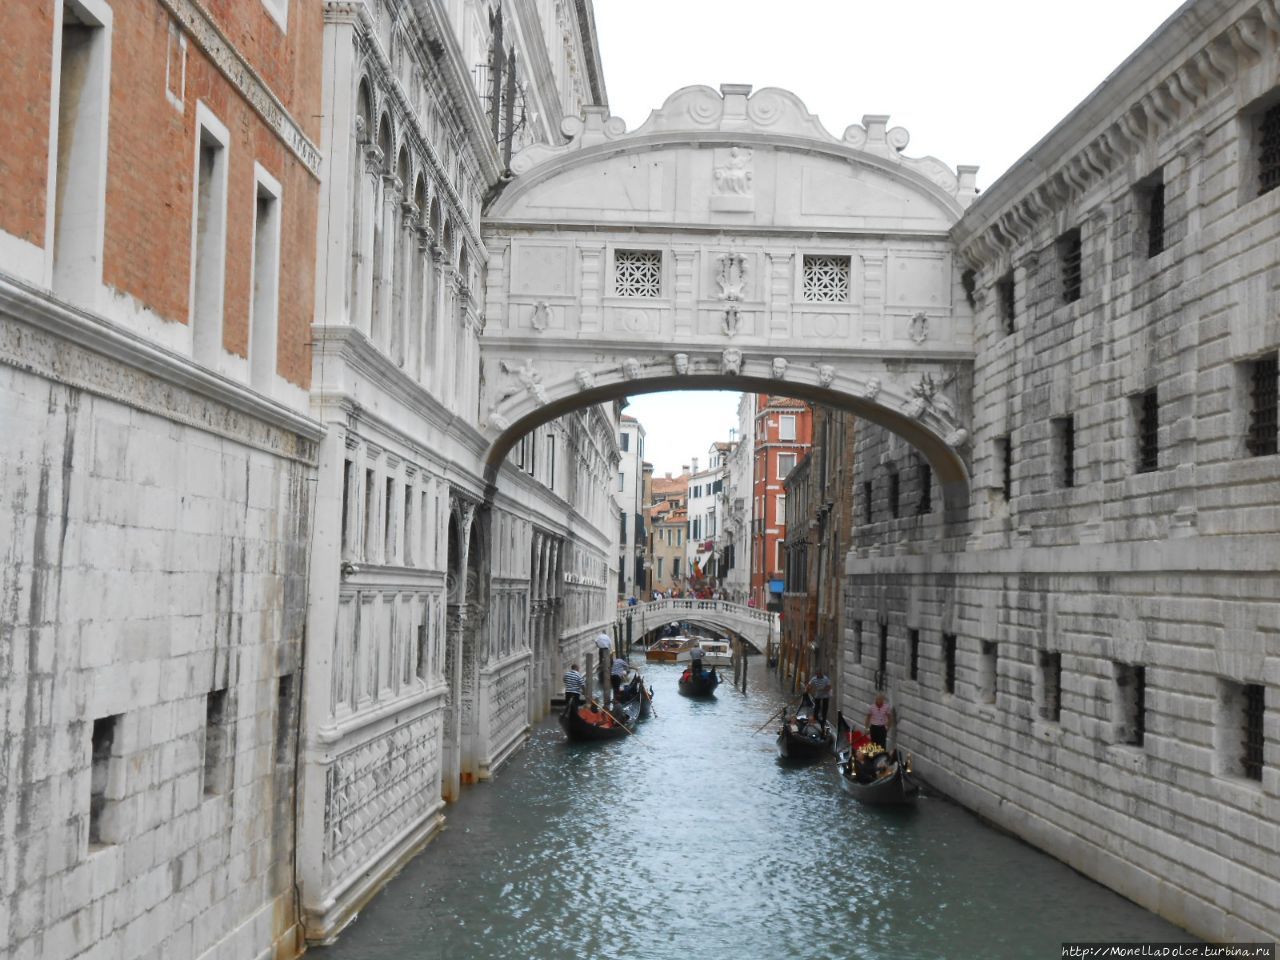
[614,249,662,298]
[802,254,851,303]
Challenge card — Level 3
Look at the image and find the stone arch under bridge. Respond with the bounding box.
[479,83,979,509]
[619,599,778,654]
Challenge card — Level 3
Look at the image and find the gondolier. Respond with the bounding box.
[563,664,586,713]
[805,669,832,724]
[865,693,894,748]
[610,655,630,700]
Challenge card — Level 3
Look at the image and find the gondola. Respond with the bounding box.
[836,747,919,805]
[834,712,919,805]
[775,706,834,760]
[677,666,720,697]
[559,699,636,742]
[614,673,654,720]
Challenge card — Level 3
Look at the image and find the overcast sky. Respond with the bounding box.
[594,1,1185,475]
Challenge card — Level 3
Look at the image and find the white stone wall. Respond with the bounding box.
[0,300,317,960]
[847,0,1280,942]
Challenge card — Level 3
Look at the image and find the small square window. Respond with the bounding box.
[802,254,850,303]
[614,249,662,298]
[1057,228,1082,304]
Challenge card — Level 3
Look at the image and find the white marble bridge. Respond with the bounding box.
[616,598,778,653]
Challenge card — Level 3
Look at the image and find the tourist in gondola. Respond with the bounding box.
[805,669,832,724]
[563,663,586,714]
[865,692,894,748]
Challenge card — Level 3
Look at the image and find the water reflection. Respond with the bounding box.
[318,660,1193,960]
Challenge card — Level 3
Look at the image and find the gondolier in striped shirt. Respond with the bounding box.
[563,664,586,714]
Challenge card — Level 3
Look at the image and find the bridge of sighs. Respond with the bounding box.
[479,83,980,512]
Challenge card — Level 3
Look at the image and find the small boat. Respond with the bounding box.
[837,747,919,806]
[559,700,635,741]
[646,636,693,662]
[614,673,654,720]
[677,637,732,667]
[775,708,834,760]
[677,666,720,697]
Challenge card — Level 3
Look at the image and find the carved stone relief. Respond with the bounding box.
[721,348,742,376]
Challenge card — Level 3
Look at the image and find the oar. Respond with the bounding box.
[587,697,639,737]
[753,695,802,734]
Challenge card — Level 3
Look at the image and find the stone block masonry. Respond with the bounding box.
[844,0,1280,943]
[0,339,317,960]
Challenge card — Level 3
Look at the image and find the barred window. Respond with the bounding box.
[1116,662,1146,747]
[1135,389,1159,473]
[802,254,850,303]
[1144,175,1166,258]
[1039,651,1062,723]
[1052,416,1075,488]
[997,272,1015,336]
[996,435,1013,501]
[1242,683,1265,781]
[1058,228,1082,303]
[916,460,932,515]
[1258,102,1280,197]
[862,480,873,523]
[942,633,957,694]
[1246,353,1278,457]
[908,629,920,681]
[887,465,900,519]
[614,249,662,298]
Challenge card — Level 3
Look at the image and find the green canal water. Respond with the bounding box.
[316,660,1194,960]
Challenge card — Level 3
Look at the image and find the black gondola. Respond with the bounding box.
[837,748,919,805]
[775,706,834,760]
[677,666,720,697]
[559,699,635,741]
[614,673,654,719]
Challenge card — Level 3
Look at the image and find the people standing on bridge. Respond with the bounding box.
[806,670,832,725]
[563,664,586,714]
[866,692,894,748]
[610,655,630,701]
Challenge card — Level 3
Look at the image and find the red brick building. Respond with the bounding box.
[749,395,812,609]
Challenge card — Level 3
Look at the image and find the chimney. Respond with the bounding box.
[682,464,689,474]
[665,472,672,480]
[691,457,699,472]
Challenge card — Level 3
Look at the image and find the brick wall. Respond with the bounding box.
[0,3,54,245]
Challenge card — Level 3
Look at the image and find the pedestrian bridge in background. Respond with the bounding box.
[617,598,778,653]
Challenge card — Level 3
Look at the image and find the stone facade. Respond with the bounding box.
[845,0,1280,942]
[0,0,324,957]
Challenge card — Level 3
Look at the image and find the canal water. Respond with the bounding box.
[318,660,1193,960]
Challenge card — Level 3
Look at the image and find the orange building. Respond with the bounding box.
[750,395,813,609]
